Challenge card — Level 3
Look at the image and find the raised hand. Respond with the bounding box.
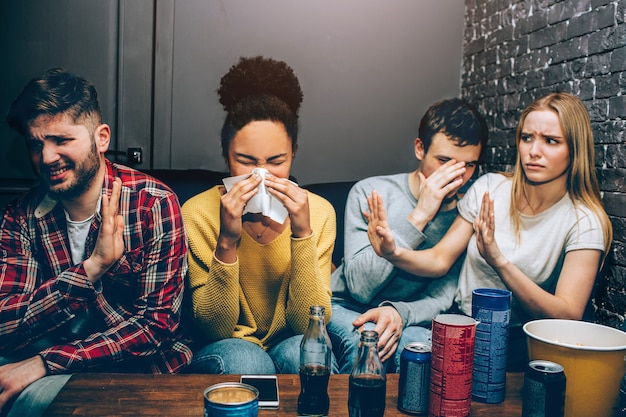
[264,174,312,238]
[84,177,124,282]
[216,173,263,262]
[364,190,397,259]
[220,173,263,239]
[474,192,506,268]
[409,160,466,229]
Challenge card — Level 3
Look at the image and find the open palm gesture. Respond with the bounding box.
[365,190,397,259]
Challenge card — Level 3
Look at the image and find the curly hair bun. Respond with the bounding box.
[218,56,303,116]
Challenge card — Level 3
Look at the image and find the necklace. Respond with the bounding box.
[246,221,270,239]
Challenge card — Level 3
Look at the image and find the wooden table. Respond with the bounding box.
[44,372,523,416]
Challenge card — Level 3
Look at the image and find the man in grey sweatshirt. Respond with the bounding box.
[329,98,489,372]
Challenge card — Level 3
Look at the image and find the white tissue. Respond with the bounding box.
[222,168,291,224]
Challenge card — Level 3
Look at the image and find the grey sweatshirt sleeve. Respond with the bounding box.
[341,179,426,304]
[382,255,463,327]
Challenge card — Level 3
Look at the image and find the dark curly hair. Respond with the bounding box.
[218,56,303,159]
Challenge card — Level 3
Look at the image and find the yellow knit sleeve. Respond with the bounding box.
[182,187,241,342]
[285,192,336,333]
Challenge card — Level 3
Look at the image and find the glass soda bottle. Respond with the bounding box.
[297,305,331,416]
[348,329,386,417]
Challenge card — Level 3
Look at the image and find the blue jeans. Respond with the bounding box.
[327,303,432,374]
[0,356,70,417]
[188,337,303,374]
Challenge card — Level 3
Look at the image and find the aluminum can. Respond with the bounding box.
[203,382,259,417]
[397,342,431,415]
[471,288,511,403]
[522,360,566,417]
[428,314,477,417]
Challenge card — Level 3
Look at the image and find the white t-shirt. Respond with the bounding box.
[64,196,102,264]
[64,196,102,337]
[456,173,605,327]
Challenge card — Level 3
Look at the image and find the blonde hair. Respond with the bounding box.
[509,92,613,257]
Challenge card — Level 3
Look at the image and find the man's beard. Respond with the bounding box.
[46,144,101,199]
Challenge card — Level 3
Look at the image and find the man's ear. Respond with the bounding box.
[95,124,111,153]
[414,138,425,161]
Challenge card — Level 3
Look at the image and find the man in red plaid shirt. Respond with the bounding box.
[0,68,192,417]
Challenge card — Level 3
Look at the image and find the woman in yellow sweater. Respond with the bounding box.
[182,56,336,374]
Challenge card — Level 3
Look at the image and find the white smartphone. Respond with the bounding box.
[240,375,280,409]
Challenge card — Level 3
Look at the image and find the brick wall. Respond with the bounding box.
[462,0,626,329]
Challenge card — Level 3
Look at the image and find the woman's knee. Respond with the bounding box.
[189,338,276,374]
[269,335,302,374]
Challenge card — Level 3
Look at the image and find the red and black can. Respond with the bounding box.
[397,342,431,415]
[522,360,566,417]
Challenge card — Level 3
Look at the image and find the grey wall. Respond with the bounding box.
[0,0,465,189]
[165,0,466,184]
[0,0,120,181]
[0,0,158,210]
